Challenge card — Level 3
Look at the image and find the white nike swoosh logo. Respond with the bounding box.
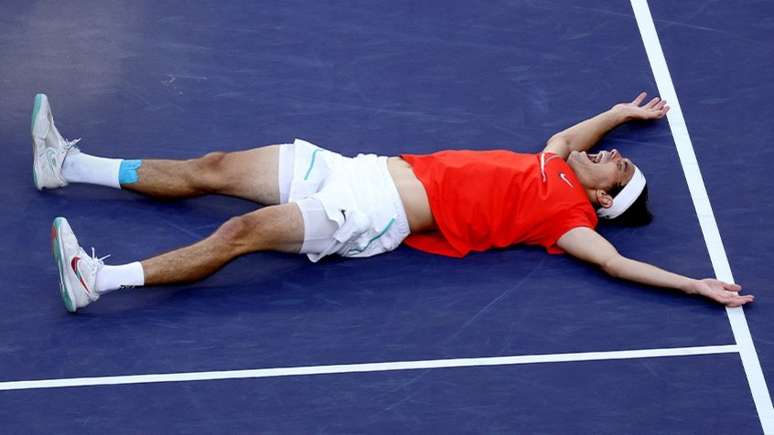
[559,173,574,188]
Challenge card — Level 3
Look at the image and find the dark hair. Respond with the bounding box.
[602,185,653,226]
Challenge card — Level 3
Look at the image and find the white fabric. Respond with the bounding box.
[278,139,410,262]
[62,152,122,189]
[597,165,647,219]
[95,262,145,294]
[295,197,339,254]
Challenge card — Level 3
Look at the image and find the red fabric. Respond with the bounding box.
[400,150,598,257]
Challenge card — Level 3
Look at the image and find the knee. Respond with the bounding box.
[191,152,228,190]
[213,215,252,252]
[211,206,301,254]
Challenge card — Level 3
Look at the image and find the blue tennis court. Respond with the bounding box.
[1,0,772,432]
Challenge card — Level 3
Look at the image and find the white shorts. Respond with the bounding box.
[278,138,410,262]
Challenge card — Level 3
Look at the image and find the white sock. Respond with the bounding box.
[62,152,122,189]
[95,262,145,294]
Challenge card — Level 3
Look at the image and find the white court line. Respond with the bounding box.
[0,345,737,391]
[630,0,774,432]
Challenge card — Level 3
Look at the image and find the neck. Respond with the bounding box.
[584,187,599,208]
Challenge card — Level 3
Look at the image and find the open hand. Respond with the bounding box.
[614,91,670,121]
[690,278,754,307]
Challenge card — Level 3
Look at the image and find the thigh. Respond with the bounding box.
[239,202,305,254]
[216,145,281,205]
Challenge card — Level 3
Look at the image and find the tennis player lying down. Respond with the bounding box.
[31,92,753,312]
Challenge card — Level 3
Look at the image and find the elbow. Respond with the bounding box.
[546,134,573,157]
[549,133,570,145]
[600,254,623,278]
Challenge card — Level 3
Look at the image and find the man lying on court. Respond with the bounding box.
[32,92,754,312]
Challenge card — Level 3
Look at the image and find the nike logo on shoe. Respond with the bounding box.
[71,256,92,295]
[559,172,574,188]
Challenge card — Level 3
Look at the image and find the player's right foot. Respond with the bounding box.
[31,93,81,190]
[51,217,106,312]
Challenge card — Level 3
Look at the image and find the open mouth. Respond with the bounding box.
[587,150,617,164]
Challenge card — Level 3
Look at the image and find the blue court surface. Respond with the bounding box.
[1,0,773,433]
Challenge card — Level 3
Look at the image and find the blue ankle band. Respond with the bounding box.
[118,160,142,185]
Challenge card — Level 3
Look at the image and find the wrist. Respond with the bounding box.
[680,278,700,294]
[610,105,632,122]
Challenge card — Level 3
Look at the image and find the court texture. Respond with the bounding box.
[1,0,773,433]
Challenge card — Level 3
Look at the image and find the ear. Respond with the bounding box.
[596,189,614,208]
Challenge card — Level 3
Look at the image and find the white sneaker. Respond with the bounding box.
[31,94,81,190]
[51,217,108,312]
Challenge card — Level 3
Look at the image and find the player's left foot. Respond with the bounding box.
[31,93,81,190]
[51,217,107,312]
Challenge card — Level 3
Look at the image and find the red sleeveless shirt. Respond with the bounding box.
[400,150,598,257]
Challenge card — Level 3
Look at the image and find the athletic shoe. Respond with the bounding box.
[51,217,108,312]
[31,93,81,190]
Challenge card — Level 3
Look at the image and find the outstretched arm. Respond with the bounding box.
[543,92,670,159]
[556,227,754,307]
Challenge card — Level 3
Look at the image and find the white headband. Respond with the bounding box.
[597,166,647,220]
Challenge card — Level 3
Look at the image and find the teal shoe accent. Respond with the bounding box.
[52,218,75,312]
[118,159,143,185]
[32,94,43,188]
[31,93,43,133]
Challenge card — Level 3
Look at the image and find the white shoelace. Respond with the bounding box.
[90,246,111,264]
[64,137,82,154]
[78,247,113,296]
[87,247,111,284]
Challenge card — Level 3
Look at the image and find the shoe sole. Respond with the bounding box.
[51,217,77,313]
[31,94,47,191]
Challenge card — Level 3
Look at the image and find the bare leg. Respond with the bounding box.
[141,203,304,285]
[123,145,282,205]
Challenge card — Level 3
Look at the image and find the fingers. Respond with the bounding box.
[626,92,670,120]
[716,294,752,307]
[645,96,661,109]
[726,294,755,307]
[722,282,743,292]
[699,278,753,307]
[630,92,669,111]
[653,100,670,118]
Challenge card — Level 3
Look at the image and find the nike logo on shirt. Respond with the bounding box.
[559,172,574,188]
